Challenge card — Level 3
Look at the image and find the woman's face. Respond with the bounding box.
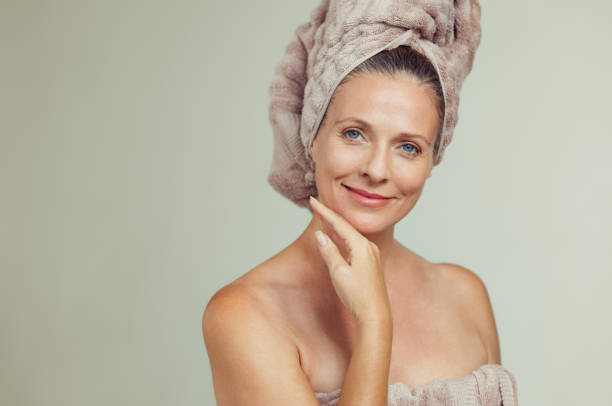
[311,72,440,235]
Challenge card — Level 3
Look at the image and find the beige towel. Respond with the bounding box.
[314,363,518,406]
[268,0,482,208]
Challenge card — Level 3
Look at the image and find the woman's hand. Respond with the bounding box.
[309,196,392,328]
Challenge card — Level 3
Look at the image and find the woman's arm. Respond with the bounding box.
[437,263,502,364]
[309,196,393,406]
[202,285,321,406]
[204,194,393,405]
[203,284,393,406]
[338,314,392,405]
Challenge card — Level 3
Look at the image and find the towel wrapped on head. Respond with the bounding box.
[268,0,482,208]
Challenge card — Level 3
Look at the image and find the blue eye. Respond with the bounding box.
[344,129,362,140]
[343,129,420,156]
[401,143,419,154]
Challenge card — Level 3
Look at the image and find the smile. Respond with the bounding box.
[343,184,393,208]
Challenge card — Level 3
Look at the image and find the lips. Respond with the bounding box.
[343,185,392,199]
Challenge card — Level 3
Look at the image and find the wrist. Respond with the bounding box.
[355,310,393,337]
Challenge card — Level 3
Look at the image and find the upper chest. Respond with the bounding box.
[284,266,488,392]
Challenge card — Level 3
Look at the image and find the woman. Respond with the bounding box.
[203,1,517,405]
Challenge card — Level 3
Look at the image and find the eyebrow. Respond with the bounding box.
[334,117,432,146]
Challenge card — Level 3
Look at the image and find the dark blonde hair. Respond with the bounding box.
[320,45,445,157]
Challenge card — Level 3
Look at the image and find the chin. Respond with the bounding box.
[336,208,399,236]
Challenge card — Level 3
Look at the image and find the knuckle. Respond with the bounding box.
[331,263,348,274]
[371,242,380,252]
[355,236,370,249]
[368,242,381,255]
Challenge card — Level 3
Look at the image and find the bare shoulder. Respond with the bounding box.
[202,279,290,352]
[202,281,319,405]
[202,282,261,334]
[435,262,488,299]
[434,262,502,364]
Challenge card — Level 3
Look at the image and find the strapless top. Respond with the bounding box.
[314,363,517,406]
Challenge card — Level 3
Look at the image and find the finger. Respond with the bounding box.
[331,229,348,253]
[309,196,361,248]
[310,200,353,256]
[315,230,349,273]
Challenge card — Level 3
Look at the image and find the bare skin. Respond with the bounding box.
[219,227,499,391]
[203,73,501,405]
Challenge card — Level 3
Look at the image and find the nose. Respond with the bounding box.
[359,143,390,183]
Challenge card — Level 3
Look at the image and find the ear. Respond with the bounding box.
[311,134,320,164]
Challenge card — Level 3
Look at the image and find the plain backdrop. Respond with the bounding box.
[1,0,611,405]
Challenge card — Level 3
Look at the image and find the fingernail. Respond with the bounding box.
[315,230,327,247]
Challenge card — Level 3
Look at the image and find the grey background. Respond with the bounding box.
[1,0,611,405]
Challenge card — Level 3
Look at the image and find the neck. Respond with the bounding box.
[294,211,400,274]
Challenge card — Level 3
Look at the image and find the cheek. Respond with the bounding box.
[392,164,430,192]
[319,144,359,174]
